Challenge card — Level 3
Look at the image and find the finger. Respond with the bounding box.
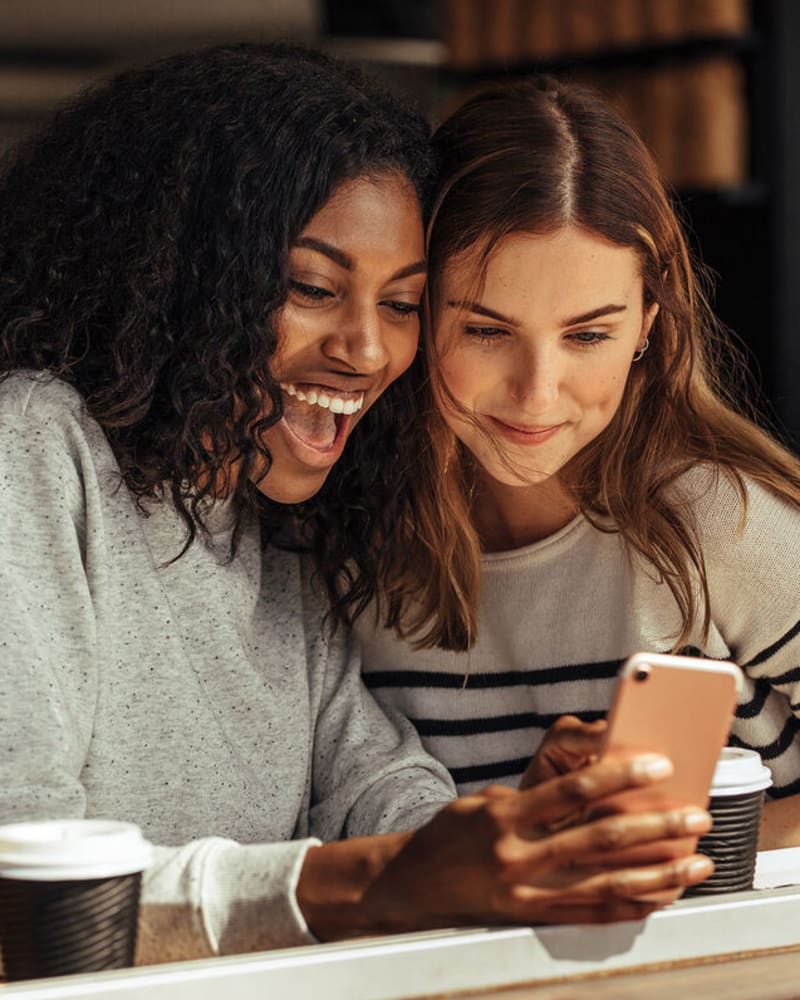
[544,805,711,857]
[507,854,713,912]
[481,784,517,801]
[585,852,714,900]
[543,716,606,750]
[538,727,606,759]
[550,715,606,735]
[507,753,674,827]
[549,714,590,732]
[496,806,710,874]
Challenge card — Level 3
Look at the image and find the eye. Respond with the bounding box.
[381,300,421,319]
[567,330,611,347]
[465,325,508,344]
[289,280,335,303]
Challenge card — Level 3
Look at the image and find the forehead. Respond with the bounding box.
[444,227,643,305]
[300,174,423,249]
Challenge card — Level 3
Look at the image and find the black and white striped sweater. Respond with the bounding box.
[358,467,800,799]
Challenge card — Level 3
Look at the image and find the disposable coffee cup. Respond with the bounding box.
[686,747,772,896]
[0,819,153,981]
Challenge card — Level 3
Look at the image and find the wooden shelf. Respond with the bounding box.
[442,31,758,77]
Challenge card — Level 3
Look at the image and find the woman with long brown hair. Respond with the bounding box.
[357,76,800,848]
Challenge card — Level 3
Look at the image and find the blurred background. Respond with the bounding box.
[1,0,798,447]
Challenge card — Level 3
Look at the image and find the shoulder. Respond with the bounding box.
[0,370,86,423]
[0,370,99,457]
[669,463,800,562]
[0,370,112,464]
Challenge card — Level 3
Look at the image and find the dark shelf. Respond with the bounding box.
[675,183,768,207]
[442,32,759,79]
[0,47,111,70]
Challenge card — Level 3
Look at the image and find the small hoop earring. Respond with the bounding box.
[632,337,650,362]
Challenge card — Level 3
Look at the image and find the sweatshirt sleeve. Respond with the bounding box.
[0,402,98,821]
[0,389,309,958]
[136,837,320,961]
[300,564,457,842]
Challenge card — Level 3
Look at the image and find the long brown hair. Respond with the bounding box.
[378,76,800,652]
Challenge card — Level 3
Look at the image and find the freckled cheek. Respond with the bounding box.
[588,376,629,419]
[437,355,486,409]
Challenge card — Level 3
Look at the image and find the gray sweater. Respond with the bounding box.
[0,372,455,960]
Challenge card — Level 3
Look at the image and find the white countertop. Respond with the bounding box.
[5,853,800,1000]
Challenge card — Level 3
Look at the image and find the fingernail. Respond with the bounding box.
[683,810,711,833]
[633,754,673,779]
[685,857,714,879]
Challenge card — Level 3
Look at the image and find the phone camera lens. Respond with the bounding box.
[634,668,650,682]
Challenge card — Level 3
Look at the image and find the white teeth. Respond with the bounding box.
[279,382,364,416]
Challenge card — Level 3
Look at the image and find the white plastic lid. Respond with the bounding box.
[710,747,773,796]
[0,819,153,881]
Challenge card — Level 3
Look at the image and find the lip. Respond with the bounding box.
[278,410,356,468]
[280,382,365,417]
[272,373,373,474]
[487,416,565,445]
[280,377,369,399]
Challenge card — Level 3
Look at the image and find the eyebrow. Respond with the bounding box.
[563,304,627,326]
[294,237,426,281]
[448,299,627,327]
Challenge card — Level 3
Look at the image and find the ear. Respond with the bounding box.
[642,301,659,338]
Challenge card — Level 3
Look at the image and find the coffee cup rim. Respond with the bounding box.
[710,747,773,796]
[0,819,153,880]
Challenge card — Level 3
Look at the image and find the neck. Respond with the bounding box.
[471,474,577,552]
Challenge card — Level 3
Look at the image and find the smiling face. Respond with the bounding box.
[434,226,657,541]
[255,173,426,504]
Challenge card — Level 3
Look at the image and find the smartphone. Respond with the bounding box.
[589,651,743,898]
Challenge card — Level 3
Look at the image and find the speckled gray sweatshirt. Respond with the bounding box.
[0,372,456,961]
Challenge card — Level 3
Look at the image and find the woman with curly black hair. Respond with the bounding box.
[0,44,713,963]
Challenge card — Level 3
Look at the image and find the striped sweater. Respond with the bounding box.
[357,467,800,798]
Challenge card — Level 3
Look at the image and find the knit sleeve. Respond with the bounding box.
[688,468,800,796]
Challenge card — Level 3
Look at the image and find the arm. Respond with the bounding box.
[300,562,457,841]
[296,752,714,938]
[692,471,800,847]
[0,398,97,823]
[0,389,317,958]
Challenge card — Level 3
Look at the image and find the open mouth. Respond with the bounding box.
[279,382,365,452]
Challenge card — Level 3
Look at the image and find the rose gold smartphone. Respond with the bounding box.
[590,651,743,899]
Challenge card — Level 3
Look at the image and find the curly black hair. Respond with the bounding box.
[0,41,434,623]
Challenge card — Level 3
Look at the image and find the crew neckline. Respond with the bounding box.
[481,512,588,564]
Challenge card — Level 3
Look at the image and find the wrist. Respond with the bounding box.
[295,831,413,941]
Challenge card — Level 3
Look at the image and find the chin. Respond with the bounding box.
[254,471,331,505]
[482,459,559,489]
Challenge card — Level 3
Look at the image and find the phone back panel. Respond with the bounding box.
[602,653,741,811]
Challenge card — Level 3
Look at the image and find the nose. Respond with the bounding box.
[321,298,391,374]
[510,350,560,413]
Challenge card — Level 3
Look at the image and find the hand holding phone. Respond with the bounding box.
[589,651,742,899]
